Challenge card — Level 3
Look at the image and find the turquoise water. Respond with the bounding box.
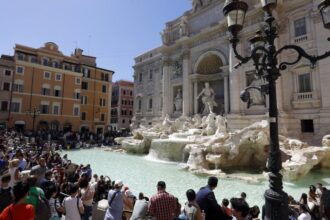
[64,149,330,209]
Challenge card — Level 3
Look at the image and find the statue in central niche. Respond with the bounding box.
[196,82,217,115]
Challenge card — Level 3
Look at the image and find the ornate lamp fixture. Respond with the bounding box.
[319,0,330,29]
[223,0,330,219]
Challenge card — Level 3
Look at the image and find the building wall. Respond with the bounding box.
[110,80,134,130]
[133,0,330,144]
[0,56,14,127]
[8,42,113,133]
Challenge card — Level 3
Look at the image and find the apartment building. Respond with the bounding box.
[9,42,114,134]
[110,80,134,131]
[0,55,14,128]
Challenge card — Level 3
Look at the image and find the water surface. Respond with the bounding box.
[64,149,330,208]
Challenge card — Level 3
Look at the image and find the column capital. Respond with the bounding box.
[181,50,190,60]
[162,57,172,66]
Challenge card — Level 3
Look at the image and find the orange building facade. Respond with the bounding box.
[9,42,114,134]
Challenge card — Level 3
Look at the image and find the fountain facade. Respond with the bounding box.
[117,114,330,181]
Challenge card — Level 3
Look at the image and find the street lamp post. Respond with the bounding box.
[26,107,40,133]
[223,0,330,219]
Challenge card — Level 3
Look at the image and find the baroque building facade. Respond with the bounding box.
[9,42,114,134]
[133,0,330,145]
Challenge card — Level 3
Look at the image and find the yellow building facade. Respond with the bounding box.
[9,42,113,134]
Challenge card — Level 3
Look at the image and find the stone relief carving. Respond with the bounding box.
[172,60,182,77]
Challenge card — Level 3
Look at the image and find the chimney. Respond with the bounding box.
[75,48,83,57]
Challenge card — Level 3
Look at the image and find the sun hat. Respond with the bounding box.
[115,179,123,187]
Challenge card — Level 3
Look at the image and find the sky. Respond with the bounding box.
[0,0,192,81]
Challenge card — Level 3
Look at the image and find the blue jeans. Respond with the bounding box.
[82,205,92,220]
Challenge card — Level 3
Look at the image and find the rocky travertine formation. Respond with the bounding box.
[115,114,330,181]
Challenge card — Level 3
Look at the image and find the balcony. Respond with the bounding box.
[292,91,320,109]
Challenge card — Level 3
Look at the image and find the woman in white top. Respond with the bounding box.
[8,159,20,188]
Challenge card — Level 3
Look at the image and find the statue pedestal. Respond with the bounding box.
[173,111,182,118]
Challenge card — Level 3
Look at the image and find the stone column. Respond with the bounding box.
[224,76,229,114]
[182,50,191,116]
[229,43,242,114]
[162,57,171,117]
[194,81,198,114]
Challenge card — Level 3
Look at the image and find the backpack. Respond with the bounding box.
[0,187,13,213]
[32,193,51,220]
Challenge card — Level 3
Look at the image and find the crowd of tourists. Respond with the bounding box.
[0,129,329,220]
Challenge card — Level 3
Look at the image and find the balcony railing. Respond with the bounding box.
[294,92,314,100]
[294,35,308,43]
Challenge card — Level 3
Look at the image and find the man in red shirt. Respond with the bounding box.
[0,181,35,220]
[148,181,178,220]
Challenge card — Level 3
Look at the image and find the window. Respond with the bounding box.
[99,98,106,106]
[81,96,88,105]
[16,66,24,74]
[30,56,37,63]
[4,70,11,76]
[53,104,60,115]
[301,120,314,133]
[139,73,143,82]
[122,119,125,124]
[1,101,8,111]
[102,85,107,93]
[55,73,62,81]
[82,82,88,90]
[41,86,51,96]
[130,91,133,96]
[44,71,51,80]
[11,101,20,112]
[52,61,59,68]
[73,105,80,116]
[74,89,80,100]
[149,69,153,80]
[138,99,142,111]
[129,110,132,116]
[81,112,87,120]
[13,80,24,92]
[54,87,61,97]
[42,58,49,66]
[101,113,105,122]
[294,17,307,37]
[41,104,49,114]
[3,82,10,91]
[104,73,109,81]
[17,53,24,60]
[83,68,90,78]
[75,77,81,85]
[298,73,312,93]
[148,98,153,110]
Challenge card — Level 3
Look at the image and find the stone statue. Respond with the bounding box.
[160,29,170,45]
[174,88,183,112]
[196,82,218,115]
[179,16,188,37]
[192,0,202,12]
[191,0,212,12]
[246,75,266,108]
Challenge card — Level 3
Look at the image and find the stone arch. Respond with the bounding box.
[193,50,227,74]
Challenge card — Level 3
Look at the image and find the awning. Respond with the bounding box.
[15,120,25,125]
